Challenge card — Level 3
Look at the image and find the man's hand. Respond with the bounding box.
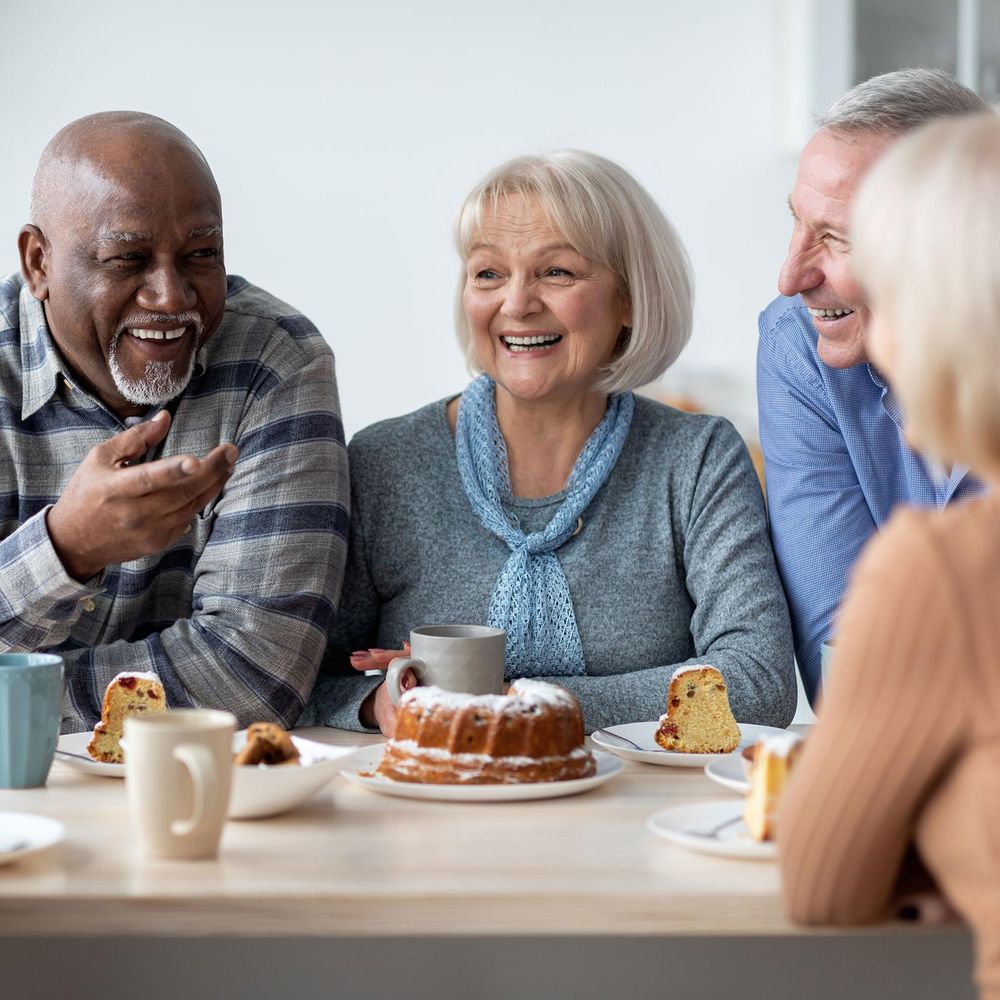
[47,410,238,582]
[355,644,413,736]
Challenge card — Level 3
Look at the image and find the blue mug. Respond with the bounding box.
[0,654,64,788]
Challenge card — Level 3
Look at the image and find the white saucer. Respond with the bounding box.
[56,732,122,777]
[0,812,65,867]
[646,801,775,860]
[591,722,788,768]
[339,745,623,802]
[704,755,750,794]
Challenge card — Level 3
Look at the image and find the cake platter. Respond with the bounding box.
[338,745,624,802]
[0,812,65,867]
[590,722,788,768]
[646,801,776,860]
[55,732,124,777]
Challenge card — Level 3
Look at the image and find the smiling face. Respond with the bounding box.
[22,127,227,419]
[462,197,630,411]
[779,128,897,369]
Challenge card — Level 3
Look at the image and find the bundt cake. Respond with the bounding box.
[377,679,596,784]
[743,731,803,841]
[654,665,740,753]
[87,671,166,763]
[234,722,300,767]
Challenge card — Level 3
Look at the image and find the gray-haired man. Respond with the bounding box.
[757,69,989,704]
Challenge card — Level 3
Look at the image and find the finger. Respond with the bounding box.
[102,410,171,466]
[116,444,235,501]
[350,651,382,672]
[400,668,417,691]
[366,648,407,669]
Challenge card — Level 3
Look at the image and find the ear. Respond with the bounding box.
[18,225,50,301]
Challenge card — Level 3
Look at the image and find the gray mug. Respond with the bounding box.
[385,625,506,705]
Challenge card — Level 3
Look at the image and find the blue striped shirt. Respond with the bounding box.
[0,273,349,732]
[757,294,985,704]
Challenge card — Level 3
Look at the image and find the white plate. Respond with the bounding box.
[704,754,751,794]
[56,730,354,818]
[339,745,623,802]
[0,812,65,867]
[590,722,788,767]
[55,732,122,777]
[646,801,775,860]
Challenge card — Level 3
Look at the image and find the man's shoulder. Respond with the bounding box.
[758,294,818,358]
[211,276,332,367]
[0,273,25,334]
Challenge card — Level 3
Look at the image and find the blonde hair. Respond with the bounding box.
[454,150,693,394]
[852,112,1000,471]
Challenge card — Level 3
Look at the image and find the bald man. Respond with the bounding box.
[2,112,348,732]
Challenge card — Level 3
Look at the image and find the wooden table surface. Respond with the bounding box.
[0,725,915,938]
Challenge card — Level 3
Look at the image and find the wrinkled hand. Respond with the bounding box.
[47,410,238,582]
[355,643,413,737]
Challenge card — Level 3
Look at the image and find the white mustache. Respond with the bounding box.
[116,311,204,337]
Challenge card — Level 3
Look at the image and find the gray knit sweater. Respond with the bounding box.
[301,395,796,732]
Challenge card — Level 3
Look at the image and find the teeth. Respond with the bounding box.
[808,308,853,319]
[130,327,185,341]
[502,334,562,348]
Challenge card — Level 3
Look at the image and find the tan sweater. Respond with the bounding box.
[779,494,1000,1000]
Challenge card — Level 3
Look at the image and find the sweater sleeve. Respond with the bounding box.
[539,420,797,731]
[778,509,970,924]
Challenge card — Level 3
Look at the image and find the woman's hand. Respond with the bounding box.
[354,643,415,737]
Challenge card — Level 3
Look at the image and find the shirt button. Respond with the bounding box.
[81,598,96,613]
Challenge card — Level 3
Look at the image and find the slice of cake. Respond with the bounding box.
[86,671,166,763]
[234,722,300,767]
[654,665,740,753]
[743,731,803,841]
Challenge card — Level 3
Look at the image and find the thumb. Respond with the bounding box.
[106,410,171,465]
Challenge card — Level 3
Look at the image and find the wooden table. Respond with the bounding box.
[0,728,974,1000]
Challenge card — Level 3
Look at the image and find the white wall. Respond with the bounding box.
[2,0,804,441]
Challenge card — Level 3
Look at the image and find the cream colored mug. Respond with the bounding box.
[385,625,506,705]
[124,709,236,860]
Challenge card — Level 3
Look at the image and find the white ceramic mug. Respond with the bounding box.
[124,709,236,860]
[385,625,506,705]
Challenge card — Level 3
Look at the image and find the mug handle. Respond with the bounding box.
[171,743,220,838]
[385,657,423,705]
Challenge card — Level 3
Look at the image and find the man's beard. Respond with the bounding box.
[108,315,202,407]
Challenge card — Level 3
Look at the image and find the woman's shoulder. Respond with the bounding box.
[349,397,453,461]
[629,394,747,463]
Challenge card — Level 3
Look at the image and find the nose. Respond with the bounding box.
[778,234,823,299]
[500,276,542,321]
[135,261,197,315]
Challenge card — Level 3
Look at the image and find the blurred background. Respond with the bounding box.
[4,0,996,440]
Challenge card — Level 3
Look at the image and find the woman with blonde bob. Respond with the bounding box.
[780,112,1000,999]
[304,150,795,735]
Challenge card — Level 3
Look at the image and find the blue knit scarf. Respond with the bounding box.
[455,374,634,678]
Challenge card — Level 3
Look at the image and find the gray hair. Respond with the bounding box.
[454,150,693,394]
[816,67,987,136]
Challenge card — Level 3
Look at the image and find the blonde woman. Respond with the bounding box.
[779,112,1000,999]
[303,150,795,736]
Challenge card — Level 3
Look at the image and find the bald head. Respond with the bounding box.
[30,111,220,231]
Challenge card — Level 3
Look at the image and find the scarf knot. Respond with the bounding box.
[455,375,634,677]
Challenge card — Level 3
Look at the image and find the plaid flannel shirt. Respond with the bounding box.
[0,272,348,732]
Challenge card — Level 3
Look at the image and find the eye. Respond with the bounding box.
[189,248,220,259]
[543,266,576,282]
[105,252,146,269]
[475,269,500,280]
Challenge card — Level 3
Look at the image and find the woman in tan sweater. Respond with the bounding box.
[778,113,1000,1000]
